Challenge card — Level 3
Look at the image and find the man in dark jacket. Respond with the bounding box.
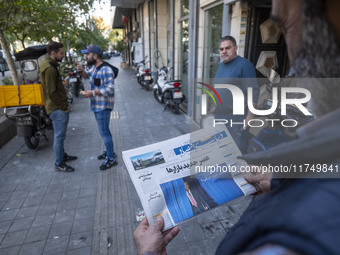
[133,0,340,254]
[40,41,77,172]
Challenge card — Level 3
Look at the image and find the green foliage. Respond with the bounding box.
[115,40,127,53]
[2,76,13,85]
[0,0,96,48]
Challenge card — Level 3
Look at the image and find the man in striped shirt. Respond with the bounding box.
[78,44,117,170]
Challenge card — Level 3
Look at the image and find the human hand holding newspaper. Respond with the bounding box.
[123,125,256,230]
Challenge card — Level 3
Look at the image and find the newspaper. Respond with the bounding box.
[122,125,256,230]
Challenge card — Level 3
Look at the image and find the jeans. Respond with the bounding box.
[49,109,69,165]
[94,109,114,159]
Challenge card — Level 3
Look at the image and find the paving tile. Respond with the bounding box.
[167,231,187,248]
[22,195,44,207]
[0,192,12,201]
[8,217,34,232]
[19,240,46,255]
[0,209,19,221]
[36,204,58,216]
[43,235,69,255]
[68,231,92,251]
[31,215,54,228]
[54,209,75,224]
[0,184,16,193]
[179,219,207,243]
[64,183,81,192]
[0,245,21,255]
[187,239,215,255]
[76,196,96,209]
[48,222,73,239]
[0,221,12,234]
[74,207,95,220]
[40,194,62,206]
[2,197,25,210]
[212,205,237,221]
[12,182,34,193]
[60,190,79,201]
[71,218,94,234]
[57,199,77,212]
[196,210,219,225]
[219,219,238,232]
[0,230,28,248]
[167,244,191,255]
[210,234,225,250]
[15,206,39,219]
[27,186,48,197]
[78,187,97,198]
[24,226,50,243]
[201,221,226,238]
[67,246,91,255]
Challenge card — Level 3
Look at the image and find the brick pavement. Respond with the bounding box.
[0,57,252,255]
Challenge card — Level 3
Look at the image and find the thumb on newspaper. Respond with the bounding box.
[154,216,164,231]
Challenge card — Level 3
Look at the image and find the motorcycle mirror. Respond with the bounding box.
[155,63,158,68]
[267,69,280,84]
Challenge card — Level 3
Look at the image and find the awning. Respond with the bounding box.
[111,0,145,9]
[112,7,135,29]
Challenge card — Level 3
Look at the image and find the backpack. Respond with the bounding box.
[95,61,119,78]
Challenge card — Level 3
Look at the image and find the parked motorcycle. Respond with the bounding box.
[5,105,52,149]
[67,67,84,97]
[133,56,153,90]
[153,64,185,114]
[4,45,53,149]
[62,75,73,105]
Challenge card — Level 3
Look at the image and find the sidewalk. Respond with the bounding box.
[0,57,251,255]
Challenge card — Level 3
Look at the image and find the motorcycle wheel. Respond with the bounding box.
[68,97,73,105]
[153,90,162,104]
[172,103,180,114]
[137,76,142,85]
[74,83,79,97]
[24,135,39,149]
[144,82,150,91]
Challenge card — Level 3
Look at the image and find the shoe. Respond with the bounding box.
[99,158,117,170]
[63,153,78,162]
[97,151,107,160]
[55,162,75,172]
[97,152,117,160]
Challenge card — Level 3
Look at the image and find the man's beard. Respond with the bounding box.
[292,0,340,117]
[87,58,96,66]
[55,57,63,63]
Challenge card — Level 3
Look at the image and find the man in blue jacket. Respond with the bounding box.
[133,0,340,254]
[213,35,259,154]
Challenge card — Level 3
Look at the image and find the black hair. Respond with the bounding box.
[219,36,237,46]
[46,41,64,55]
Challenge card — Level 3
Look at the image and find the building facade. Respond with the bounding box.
[111,0,288,123]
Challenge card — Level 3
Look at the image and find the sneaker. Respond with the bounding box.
[99,158,117,170]
[97,152,117,160]
[63,153,78,162]
[97,151,107,160]
[55,162,75,172]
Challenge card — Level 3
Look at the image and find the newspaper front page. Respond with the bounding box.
[122,125,256,230]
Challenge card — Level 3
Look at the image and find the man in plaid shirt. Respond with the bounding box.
[78,44,117,170]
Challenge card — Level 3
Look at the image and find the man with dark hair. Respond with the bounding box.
[40,41,77,172]
[78,44,117,170]
[213,35,259,154]
[133,0,340,254]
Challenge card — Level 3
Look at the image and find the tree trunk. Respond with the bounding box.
[0,29,19,85]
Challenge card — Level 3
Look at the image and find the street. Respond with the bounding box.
[0,57,251,255]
